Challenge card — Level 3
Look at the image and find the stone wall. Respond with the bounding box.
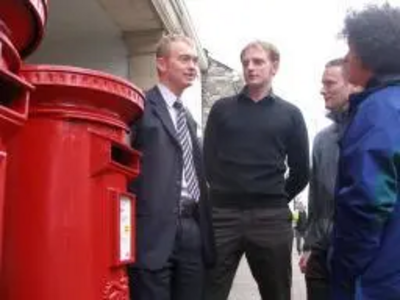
[201,56,244,129]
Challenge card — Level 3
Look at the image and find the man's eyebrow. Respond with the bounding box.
[179,54,199,60]
[179,54,197,57]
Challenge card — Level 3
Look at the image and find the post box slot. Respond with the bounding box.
[0,69,32,115]
[90,129,141,178]
[0,79,22,107]
[111,144,134,169]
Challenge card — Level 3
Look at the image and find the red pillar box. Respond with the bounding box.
[1,65,144,300]
[0,0,48,58]
[0,28,33,275]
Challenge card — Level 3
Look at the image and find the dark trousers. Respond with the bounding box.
[305,249,330,300]
[129,217,204,300]
[205,206,293,300]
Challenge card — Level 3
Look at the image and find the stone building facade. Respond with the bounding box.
[28,0,206,124]
[201,55,244,128]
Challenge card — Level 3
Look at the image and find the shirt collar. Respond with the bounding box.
[157,83,179,109]
[238,86,277,104]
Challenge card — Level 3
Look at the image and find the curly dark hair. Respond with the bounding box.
[342,4,400,75]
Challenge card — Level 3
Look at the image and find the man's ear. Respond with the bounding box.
[272,60,279,76]
[156,57,167,74]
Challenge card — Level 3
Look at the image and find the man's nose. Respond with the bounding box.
[188,58,198,69]
[247,61,255,70]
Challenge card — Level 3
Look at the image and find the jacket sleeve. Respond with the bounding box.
[285,108,310,200]
[303,140,319,250]
[331,101,400,298]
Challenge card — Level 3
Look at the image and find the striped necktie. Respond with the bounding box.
[173,99,200,201]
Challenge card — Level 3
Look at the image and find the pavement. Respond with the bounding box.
[229,250,306,300]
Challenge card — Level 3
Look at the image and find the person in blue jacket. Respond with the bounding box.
[330,4,400,300]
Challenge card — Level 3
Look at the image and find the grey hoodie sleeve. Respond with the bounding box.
[303,126,338,251]
[303,139,319,251]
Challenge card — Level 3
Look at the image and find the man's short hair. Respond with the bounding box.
[325,58,345,68]
[240,40,280,63]
[156,34,195,58]
[342,4,400,75]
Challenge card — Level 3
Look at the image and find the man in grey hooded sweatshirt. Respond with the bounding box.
[299,58,360,300]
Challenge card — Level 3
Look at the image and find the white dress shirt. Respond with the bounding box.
[157,84,196,201]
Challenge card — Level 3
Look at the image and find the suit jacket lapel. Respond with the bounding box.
[148,87,180,147]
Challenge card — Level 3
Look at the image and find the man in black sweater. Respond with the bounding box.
[203,40,310,300]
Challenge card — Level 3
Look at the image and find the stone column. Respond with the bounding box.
[123,29,164,90]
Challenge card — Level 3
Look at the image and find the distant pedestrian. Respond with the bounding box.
[294,204,307,255]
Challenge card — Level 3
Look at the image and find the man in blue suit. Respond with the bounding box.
[330,4,400,300]
[127,34,215,300]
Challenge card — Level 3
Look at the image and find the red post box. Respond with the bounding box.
[0,27,33,276]
[0,0,48,58]
[1,65,144,300]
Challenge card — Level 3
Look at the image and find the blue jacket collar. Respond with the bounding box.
[349,74,400,113]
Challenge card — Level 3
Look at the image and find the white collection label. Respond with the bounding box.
[119,195,132,261]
